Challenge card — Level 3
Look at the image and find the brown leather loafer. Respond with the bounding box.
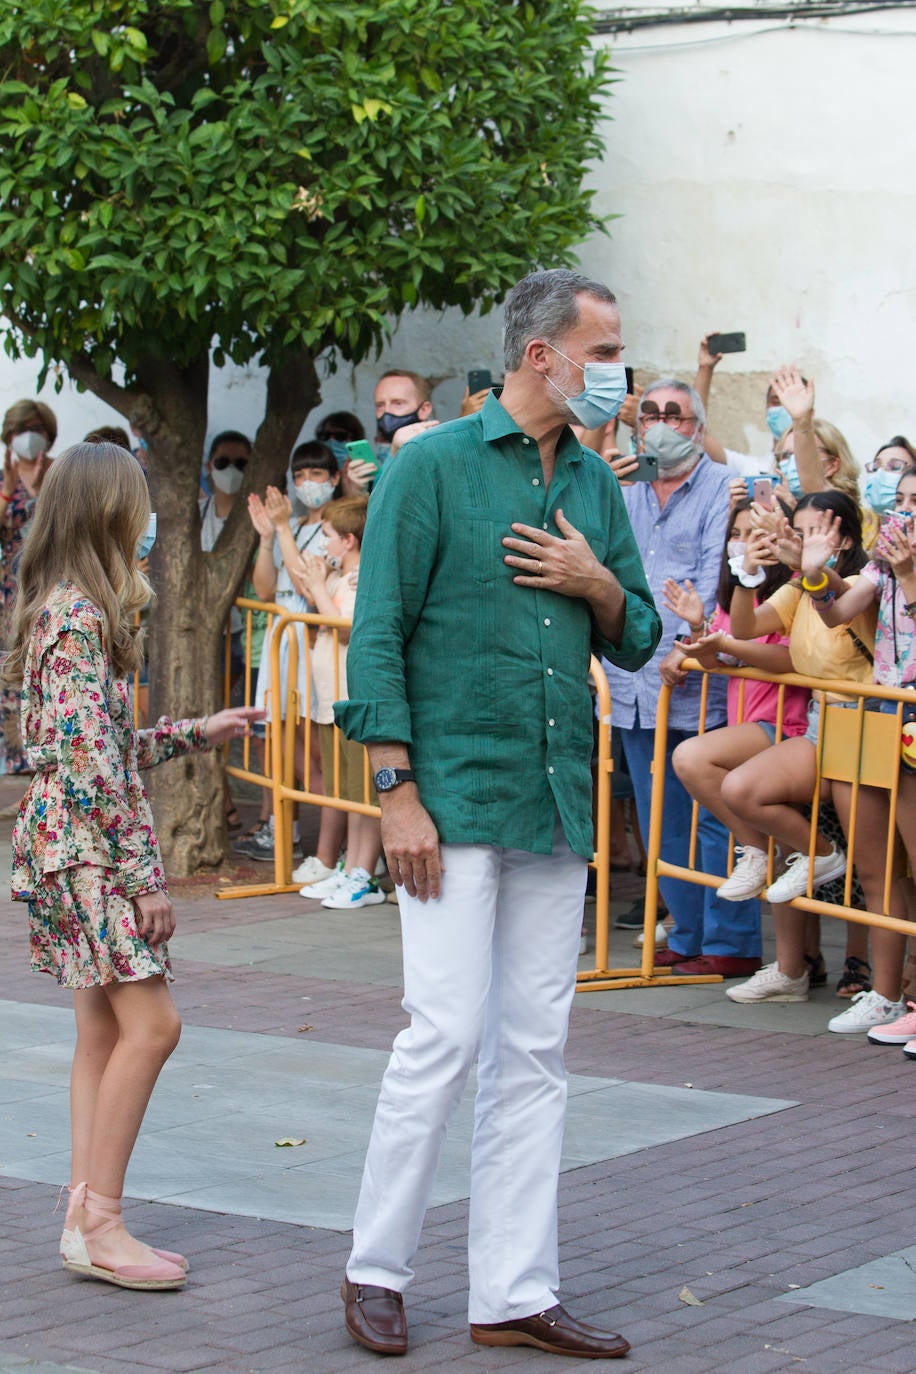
[673,955,762,978]
[470,1303,630,1359]
[341,1278,407,1355]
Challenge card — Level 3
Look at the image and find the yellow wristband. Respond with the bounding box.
[801,572,829,594]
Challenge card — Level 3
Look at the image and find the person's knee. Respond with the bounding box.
[672,736,701,787]
[142,1004,182,1064]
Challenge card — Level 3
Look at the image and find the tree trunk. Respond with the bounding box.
[69,347,323,875]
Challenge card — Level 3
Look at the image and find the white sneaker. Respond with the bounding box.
[291,855,336,886]
[300,865,347,899]
[765,845,846,904]
[828,989,908,1034]
[321,867,386,910]
[633,923,669,949]
[726,961,809,1003]
[717,845,769,901]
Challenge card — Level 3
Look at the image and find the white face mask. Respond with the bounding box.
[295,478,335,510]
[11,431,45,462]
[211,464,245,495]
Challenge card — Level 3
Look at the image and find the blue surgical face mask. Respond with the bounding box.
[766,405,792,441]
[546,346,628,429]
[137,512,157,560]
[865,467,902,514]
[375,442,392,467]
[778,453,803,499]
[825,552,839,570]
[325,438,349,468]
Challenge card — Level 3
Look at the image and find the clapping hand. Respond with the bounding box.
[289,551,328,599]
[247,492,275,539]
[263,485,293,527]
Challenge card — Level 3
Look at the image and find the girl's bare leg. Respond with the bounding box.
[346,812,382,877]
[70,987,119,1186]
[772,903,808,980]
[831,782,907,1002]
[306,726,346,867]
[720,738,832,856]
[673,723,775,841]
[68,976,181,1270]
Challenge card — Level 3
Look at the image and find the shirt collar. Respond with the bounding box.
[480,388,583,464]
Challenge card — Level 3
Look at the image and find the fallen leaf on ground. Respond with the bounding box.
[298,1024,314,1032]
[678,1287,703,1306]
[275,1137,307,1148]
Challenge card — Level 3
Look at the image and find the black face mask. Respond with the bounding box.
[377,409,421,439]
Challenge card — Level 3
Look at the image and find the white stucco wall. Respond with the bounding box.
[3,3,915,468]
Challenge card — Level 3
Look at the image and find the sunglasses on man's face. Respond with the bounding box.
[317,429,349,443]
[212,455,248,471]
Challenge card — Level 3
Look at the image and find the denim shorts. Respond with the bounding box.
[754,720,778,745]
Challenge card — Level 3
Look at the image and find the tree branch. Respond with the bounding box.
[67,352,137,418]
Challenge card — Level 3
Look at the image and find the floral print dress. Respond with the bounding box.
[11,583,211,990]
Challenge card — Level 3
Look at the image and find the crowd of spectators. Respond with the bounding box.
[5,327,916,1050]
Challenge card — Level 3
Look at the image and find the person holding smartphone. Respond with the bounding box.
[601,380,764,978]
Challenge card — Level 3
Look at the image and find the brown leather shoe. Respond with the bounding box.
[341,1278,407,1355]
[470,1303,630,1358]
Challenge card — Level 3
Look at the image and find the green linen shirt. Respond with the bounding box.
[335,391,661,858]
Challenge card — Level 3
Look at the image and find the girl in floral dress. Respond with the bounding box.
[5,442,262,1290]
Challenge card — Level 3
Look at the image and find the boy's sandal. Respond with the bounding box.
[835,956,872,999]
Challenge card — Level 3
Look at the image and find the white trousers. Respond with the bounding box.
[346,822,586,1323]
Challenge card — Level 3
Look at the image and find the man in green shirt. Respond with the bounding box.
[336,269,661,1360]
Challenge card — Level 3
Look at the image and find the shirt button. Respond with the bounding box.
[548,718,555,727]
[547,667,554,676]
[542,523,548,530]
[544,618,551,627]
[522,437,531,446]
[548,766,555,775]
[532,477,540,486]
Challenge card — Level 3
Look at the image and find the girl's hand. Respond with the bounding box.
[876,525,915,577]
[659,645,689,687]
[247,492,275,540]
[205,706,266,746]
[264,486,293,527]
[800,510,842,579]
[661,577,705,629]
[133,890,175,947]
[684,629,727,655]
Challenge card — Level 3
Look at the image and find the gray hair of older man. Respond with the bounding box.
[639,378,707,430]
[502,269,617,373]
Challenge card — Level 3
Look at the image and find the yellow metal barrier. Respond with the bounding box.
[216,602,620,916]
[575,660,916,995]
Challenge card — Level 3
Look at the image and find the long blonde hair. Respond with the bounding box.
[5,443,153,685]
[780,418,861,506]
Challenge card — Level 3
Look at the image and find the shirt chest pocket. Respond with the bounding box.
[469,509,513,585]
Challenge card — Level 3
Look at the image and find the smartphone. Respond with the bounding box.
[625,365,635,394]
[752,477,774,509]
[708,331,746,355]
[345,439,378,475]
[467,368,493,395]
[881,510,914,540]
[628,450,658,482]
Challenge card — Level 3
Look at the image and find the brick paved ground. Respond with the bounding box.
[2,783,914,1372]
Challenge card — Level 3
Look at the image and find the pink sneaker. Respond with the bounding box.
[867,1001,916,1045]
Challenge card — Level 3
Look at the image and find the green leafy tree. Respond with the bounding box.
[0,0,613,873]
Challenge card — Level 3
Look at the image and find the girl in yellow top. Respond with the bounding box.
[720,493,908,1021]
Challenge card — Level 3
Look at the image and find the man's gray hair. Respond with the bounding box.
[503,269,617,372]
[639,377,706,429]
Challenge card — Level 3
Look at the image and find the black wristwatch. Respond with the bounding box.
[373,767,417,793]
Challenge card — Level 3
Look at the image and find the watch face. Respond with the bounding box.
[375,767,397,791]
